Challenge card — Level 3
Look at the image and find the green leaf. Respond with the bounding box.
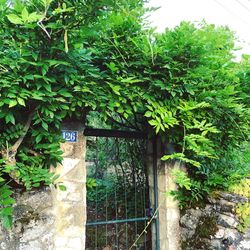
[2,215,12,229]
[144,111,152,118]
[1,207,13,216]
[21,7,29,21]
[42,122,48,131]
[1,198,15,206]
[28,12,43,23]
[58,185,67,191]
[35,134,43,143]
[7,14,23,24]
[148,119,158,126]
[17,97,25,106]
[58,89,73,98]
[51,174,60,182]
[8,100,17,108]
[5,113,15,124]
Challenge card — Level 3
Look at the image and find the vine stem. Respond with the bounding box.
[106,37,129,67]
[226,112,247,142]
[12,111,35,152]
[182,124,186,154]
[128,200,164,250]
[146,35,155,66]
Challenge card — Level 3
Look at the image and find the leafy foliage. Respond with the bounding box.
[0,0,249,227]
[236,202,250,233]
[229,178,250,198]
[0,0,147,228]
[0,185,15,229]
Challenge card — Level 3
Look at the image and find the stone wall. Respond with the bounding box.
[180,192,250,250]
[0,188,55,250]
[0,122,87,250]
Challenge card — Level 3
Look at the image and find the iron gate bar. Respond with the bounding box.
[86,217,150,226]
[84,127,148,139]
[153,136,160,250]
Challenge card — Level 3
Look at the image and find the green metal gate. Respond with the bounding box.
[84,129,155,250]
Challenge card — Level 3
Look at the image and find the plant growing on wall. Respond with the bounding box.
[0,0,147,228]
[0,0,249,227]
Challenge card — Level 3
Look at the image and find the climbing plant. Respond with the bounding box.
[0,0,147,228]
[0,0,249,227]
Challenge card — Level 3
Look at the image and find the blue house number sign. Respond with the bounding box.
[62,131,78,142]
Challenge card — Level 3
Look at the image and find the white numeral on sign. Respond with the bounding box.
[62,131,78,142]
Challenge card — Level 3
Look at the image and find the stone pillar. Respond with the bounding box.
[52,122,86,250]
[158,160,181,250]
[147,139,157,248]
[147,138,181,250]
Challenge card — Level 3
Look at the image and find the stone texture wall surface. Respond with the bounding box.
[157,161,181,250]
[0,188,55,250]
[52,122,86,250]
[0,122,87,250]
[180,192,250,250]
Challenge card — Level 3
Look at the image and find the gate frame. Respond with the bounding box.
[84,127,160,249]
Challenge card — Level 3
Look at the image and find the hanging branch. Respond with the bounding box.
[1,111,35,166]
[37,0,51,39]
[106,37,129,67]
[11,112,34,153]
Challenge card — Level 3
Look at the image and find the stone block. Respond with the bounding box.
[209,239,222,250]
[243,228,250,239]
[0,242,7,250]
[67,237,83,249]
[223,228,242,242]
[218,214,239,228]
[218,192,249,203]
[55,204,85,233]
[62,161,86,183]
[180,208,202,230]
[55,181,84,202]
[55,158,81,181]
[61,143,75,157]
[55,236,68,247]
[238,239,250,250]
[214,227,225,239]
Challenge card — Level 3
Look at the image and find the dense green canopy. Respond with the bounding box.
[0,0,249,227]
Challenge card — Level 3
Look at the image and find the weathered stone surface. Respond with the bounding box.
[0,188,55,250]
[237,239,250,250]
[243,228,250,239]
[218,192,249,203]
[217,214,239,228]
[214,227,225,239]
[180,208,202,232]
[180,190,248,250]
[181,227,196,240]
[52,122,86,250]
[224,228,242,242]
[56,181,84,202]
[209,239,223,250]
[204,204,214,216]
